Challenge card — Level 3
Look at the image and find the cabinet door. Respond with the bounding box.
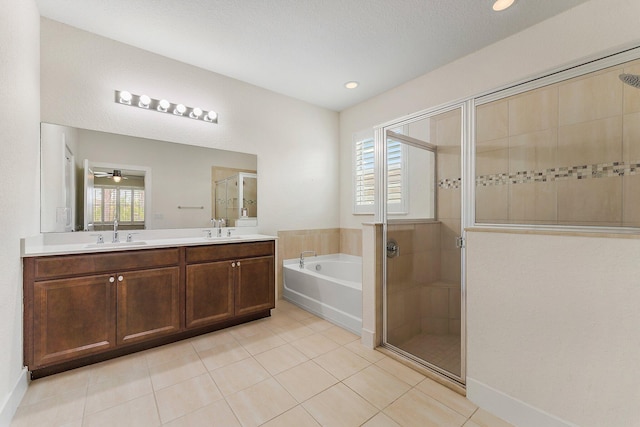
[235,256,275,316]
[186,261,235,329]
[33,274,116,367]
[116,267,181,346]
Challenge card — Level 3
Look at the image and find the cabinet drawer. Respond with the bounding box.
[186,241,274,263]
[33,248,181,280]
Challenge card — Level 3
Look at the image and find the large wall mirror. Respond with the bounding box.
[41,123,258,233]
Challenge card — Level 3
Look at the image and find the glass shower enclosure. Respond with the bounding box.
[383,105,465,384]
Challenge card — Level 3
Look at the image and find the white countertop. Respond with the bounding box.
[21,229,276,257]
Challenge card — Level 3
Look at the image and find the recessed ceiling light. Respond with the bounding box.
[493,0,515,11]
[344,81,359,89]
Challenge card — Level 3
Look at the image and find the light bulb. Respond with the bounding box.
[493,0,515,11]
[157,99,170,112]
[138,94,151,108]
[190,107,203,119]
[119,91,132,104]
[174,104,186,115]
[204,110,218,122]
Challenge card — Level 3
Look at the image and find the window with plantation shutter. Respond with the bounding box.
[93,185,145,226]
[353,130,408,214]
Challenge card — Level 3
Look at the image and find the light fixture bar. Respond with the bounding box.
[114,90,218,124]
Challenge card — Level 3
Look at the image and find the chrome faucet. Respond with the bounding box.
[112,218,119,243]
[299,250,317,268]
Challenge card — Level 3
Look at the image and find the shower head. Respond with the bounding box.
[619,73,640,89]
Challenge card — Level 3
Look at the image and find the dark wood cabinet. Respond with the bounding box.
[117,267,181,345]
[24,240,275,377]
[33,274,116,367]
[185,241,275,328]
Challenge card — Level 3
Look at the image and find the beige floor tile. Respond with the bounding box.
[261,405,320,427]
[302,383,377,427]
[88,353,148,386]
[226,378,297,427]
[82,393,160,427]
[144,341,198,368]
[11,387,86,427]
[149,353,207,391]
[85,370,153,414]
[278,306,316,322]
[228,320,270,340]
[343,365,411,409]
[375,357,426,386]
[416,378,477,418]
[20,368,90,406]
[155,373,223,423]
[313,347,370,380]
[469,408,515,427]
[254,343,309,375]
[299,316,334,332]
[362,412,402,427]
[320,325,360,345]
[162,399,241,427]
[464,421,482,427]
[384,388,467,427]
[275,360,338,403]
[344,341,386,363]
[291,333,340,358]
[210,357,271,396]
[238,329,287,355]
[190,330,238,353]
[269,322,316,342]
[198,341,251,371]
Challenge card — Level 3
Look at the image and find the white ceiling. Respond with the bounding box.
[35,0,591,111]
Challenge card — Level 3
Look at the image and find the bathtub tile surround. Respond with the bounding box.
[475,57,640,227]
[11,299,512,427]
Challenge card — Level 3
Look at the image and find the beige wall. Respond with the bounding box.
[476,58,640,226]
[340,0,640,425]
[0,0,40,423]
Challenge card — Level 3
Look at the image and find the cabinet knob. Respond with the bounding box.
[237,261,241,267]
[118,275,124,282]
[109,277,115,283]
[231,262,236,267]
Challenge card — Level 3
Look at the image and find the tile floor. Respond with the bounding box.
[11,300,513,427]
[399,333,461,377]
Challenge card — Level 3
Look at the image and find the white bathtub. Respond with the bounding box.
[283,253,362,335]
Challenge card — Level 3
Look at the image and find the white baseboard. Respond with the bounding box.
[0,368,28,427]
[360,328,375,348]
[466,377,579,427]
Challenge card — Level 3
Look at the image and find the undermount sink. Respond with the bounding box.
[85,241,148,249]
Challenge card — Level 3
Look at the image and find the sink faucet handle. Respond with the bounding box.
[90,234,104,244]
[227,228,235,237]
[203,229,213,239]
[126,232,139,242]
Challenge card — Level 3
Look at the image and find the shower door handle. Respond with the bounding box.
[387,239,399,258]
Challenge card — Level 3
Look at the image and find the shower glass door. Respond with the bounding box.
[383,106,464,383]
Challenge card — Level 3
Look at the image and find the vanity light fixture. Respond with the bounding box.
[492,0,515,11]
[119,90,133,105]
[344,81,359,89]
[174,103,186,116]
[190,107,203,119]
[204,110,218,122]
[114,90,218,124]
[157,99,170,112]
[138,94,151,108]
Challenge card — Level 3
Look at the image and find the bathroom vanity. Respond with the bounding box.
[22,234,275,378]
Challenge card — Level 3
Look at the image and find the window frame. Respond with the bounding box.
[93,184,145,226]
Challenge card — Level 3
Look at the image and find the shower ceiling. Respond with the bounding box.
[35,0,591,111]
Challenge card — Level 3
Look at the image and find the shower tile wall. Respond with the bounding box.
[476,58,640,226]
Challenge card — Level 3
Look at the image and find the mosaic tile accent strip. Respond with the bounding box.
[437,161,640,189]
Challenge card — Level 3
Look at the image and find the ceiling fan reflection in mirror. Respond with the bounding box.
[94,169,127,183]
